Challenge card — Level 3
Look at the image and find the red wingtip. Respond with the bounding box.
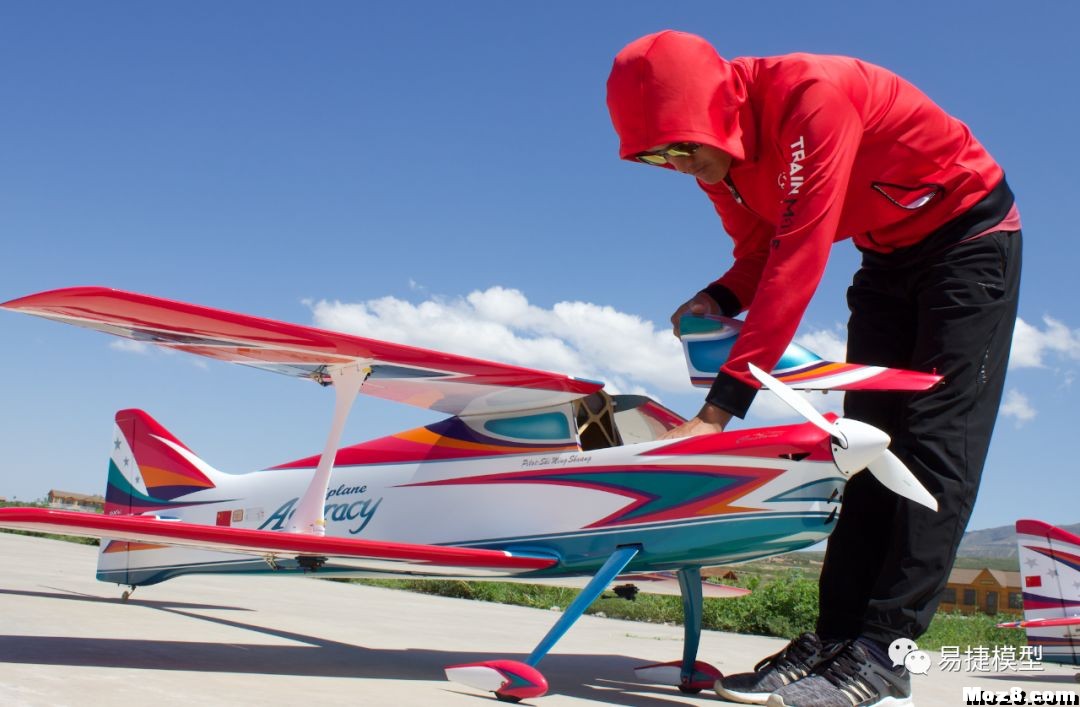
[1,286,114,310]
[1016,519,1080,545]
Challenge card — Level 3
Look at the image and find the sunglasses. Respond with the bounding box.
[634,142,701,165]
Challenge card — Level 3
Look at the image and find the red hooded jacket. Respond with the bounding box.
[607,30,1012,416]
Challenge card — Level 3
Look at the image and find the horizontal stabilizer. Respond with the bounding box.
[1,287,603,416]
[0,508,557,575]
[999,617,1080,629]
[679,314,942,391]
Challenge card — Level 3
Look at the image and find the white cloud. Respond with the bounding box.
[109,339,149,355]
[749,388,844,422]
[795,327,847,363]
[311,289,859,403]
[1010,316,1080,369]
[309,289,858,412]
[309,287,687,396]
[999,388,1036,425]
[307,289,1076,428]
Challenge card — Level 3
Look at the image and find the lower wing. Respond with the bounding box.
[0,507,557,577]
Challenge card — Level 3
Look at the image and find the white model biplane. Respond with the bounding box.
[0,287,941,701]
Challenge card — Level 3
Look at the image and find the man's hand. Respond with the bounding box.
[658,403,733,440]
[670,292,720,336]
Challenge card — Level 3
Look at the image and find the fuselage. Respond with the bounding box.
[99,416,845,587]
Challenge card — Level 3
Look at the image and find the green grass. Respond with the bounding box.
[920,611,1024,651]
[346,570,1024,652]
[349,571,820,638]
[952,556,1020,572]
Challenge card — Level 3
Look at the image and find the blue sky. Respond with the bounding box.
[1,2,1077,533]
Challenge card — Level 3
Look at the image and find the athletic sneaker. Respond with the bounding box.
[765,640,912,706]
[715,632,835,705]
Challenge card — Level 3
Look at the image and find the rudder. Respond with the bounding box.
[105,409,219,515]
[98,409,222,586]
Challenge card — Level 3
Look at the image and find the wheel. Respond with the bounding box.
[677,685,703,694]
[494,693,522,703]
[120,590,131,602]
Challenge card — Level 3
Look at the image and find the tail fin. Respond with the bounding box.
[100,410,228,587]
[106,409,221,515]
[1015,519,1080,665]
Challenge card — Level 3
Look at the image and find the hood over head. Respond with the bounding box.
[606,30,749,163]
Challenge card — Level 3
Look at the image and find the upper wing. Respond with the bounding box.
[679,314,942,391]
[0,508,557,577]
[1,287,603,416]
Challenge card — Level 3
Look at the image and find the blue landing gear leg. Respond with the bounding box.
[445,545,641,701]
[524,545,640,667]
[634,566,723,694]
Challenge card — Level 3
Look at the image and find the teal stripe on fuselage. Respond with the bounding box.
[766,479,846,503]
[485,512,834,575]
[532,470,741,522]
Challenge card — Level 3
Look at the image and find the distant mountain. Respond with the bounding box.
[957,521,1080,560]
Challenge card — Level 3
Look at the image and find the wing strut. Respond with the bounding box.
[288,363,371,535]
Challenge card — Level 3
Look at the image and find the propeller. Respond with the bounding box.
[748,363,938,511]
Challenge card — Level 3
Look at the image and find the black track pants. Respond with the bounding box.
[816,227,1022,645]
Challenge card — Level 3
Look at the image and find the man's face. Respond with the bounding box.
[662,143,733,184]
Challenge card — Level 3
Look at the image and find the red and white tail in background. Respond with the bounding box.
[1000,520,1080,665]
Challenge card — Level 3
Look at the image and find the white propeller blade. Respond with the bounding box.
[746,363,938,511]
[747,364,834,436]
[867,450,939,511]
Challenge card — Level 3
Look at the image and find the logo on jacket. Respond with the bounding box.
[787,136,806,194]
[780,135,806,230]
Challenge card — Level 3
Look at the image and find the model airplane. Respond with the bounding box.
[998,520,1080,667]
[0,287,942,701]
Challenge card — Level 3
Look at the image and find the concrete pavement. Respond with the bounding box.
[0,533,1076,706]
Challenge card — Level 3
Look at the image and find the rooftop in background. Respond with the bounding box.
[940,567,1022,616]
[47,490,104,512]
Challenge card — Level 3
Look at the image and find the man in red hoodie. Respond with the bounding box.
[607,31,1021,707]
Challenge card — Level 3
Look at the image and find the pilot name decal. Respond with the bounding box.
[521,453,593,469]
